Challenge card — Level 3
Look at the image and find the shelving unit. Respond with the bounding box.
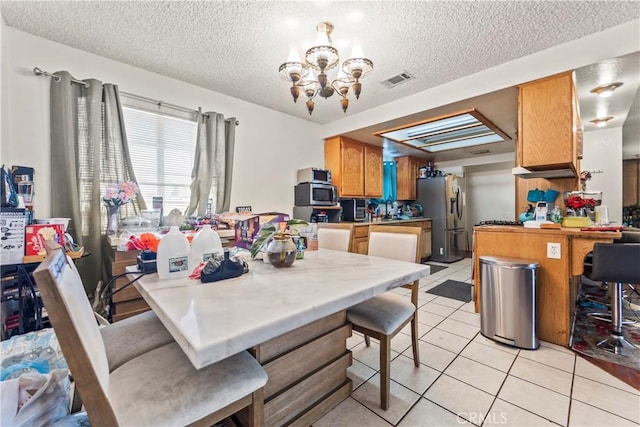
[1,261,48,339]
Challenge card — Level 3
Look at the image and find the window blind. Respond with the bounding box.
[122,106,198,214]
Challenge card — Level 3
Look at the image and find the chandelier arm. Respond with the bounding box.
[280,22,372,114]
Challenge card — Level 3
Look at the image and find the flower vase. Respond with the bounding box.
[106,205,121,235]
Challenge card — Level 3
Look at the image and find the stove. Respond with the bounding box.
[476,220,523,226]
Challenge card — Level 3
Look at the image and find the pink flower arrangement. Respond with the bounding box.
[103,181,139,207]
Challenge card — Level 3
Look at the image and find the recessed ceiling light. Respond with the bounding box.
[590,116,614,127]
[590,82,623,97]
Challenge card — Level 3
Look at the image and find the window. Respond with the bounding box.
[121,106,198,214]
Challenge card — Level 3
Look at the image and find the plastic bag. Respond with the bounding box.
[1,164,19,207]
[1,369,70,427]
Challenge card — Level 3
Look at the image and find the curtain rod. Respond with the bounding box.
[33,66,239,126]
[33,67,89,88]
[119,91,239,126]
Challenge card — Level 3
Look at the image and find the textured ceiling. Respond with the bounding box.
[2,0,639,126]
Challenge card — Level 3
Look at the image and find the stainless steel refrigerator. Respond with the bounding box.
[416,175,466,262]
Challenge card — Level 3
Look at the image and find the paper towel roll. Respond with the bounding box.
[595,205,609,224]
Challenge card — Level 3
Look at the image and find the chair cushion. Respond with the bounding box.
[100,310,174,372]
[109,343,267,426]
[347,292,415,335]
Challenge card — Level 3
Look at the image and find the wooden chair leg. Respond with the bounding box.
[247,388,264,427]
[364,334,370,347]
[411,315,420,367]
[380,335,391,411]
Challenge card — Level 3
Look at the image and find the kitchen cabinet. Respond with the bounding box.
[364,145,383,198]
[623,159,640,207]
[517,71,582,173]
[395,156,419,201]
[349,220,431,259]
[351,224,370,255]
[324,136,382,198]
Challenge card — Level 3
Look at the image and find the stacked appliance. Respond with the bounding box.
[416,175,466,262]
[293,168,341,223]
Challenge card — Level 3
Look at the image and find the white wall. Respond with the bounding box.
[3,28,323,217]
[464,162,516,238]
[0,12,6,156]
[582,127,623,225]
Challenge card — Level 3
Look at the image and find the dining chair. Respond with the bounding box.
[347,225,422,410]
[34,248,268,426]
[317,223,354,252]
[44,240,175,372]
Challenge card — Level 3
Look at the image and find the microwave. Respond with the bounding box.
[297,167,332,184]
[294,182,338,206]
[340,199,368,222]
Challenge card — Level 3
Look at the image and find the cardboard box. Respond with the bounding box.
[227,212,291,250]
[25,224,65,256]
[230,214,260,250]
[257,212,290,228]
[1,208,26,265]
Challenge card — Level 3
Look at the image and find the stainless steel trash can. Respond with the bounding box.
[479,256,540,350]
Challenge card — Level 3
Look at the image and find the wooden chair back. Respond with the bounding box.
[34,249,118,425]
[317,223,354,252]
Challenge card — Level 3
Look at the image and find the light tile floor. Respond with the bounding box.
[314,258,640,427]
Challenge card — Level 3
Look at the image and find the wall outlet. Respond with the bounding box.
[547,242,561,259]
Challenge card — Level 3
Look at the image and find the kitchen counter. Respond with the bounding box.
[473,225,621,346]
[347,217,431,226]
[336,218,433,258]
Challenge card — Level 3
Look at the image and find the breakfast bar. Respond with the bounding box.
[131,249,430,425]
[473,226,622,346]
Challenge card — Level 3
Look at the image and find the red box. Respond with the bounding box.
[25,224,65,256]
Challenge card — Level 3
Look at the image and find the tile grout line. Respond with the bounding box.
[566,352,577,427]
[480,349,520,427]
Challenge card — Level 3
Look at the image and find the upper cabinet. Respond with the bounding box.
[395,156,419,201]
[518,71,583,175]
[325,136,382,198]
[363,145,383,198]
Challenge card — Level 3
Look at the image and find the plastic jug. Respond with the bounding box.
[156,226,191,279]
[189,224,224,267]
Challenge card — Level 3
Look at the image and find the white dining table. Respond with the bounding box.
[131,249,431,369]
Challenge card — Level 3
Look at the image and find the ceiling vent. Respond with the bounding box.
[470,149,491,155]
[380,71,414,88]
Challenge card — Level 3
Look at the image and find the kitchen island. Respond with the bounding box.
[473,225,621,346]
[132,249,430,426]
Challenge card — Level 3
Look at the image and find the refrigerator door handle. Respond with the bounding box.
[455,187,463,220]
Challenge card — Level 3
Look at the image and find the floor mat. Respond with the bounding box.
[570,280,640,371]
[423,262,448,275]
[426,279,472,302]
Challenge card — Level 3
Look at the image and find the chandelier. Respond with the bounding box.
[278,22,373,115]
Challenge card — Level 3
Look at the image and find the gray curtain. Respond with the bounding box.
[50,71,143,295]
[184,111,236,216]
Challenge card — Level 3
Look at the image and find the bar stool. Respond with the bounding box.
[585,243,640,357]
